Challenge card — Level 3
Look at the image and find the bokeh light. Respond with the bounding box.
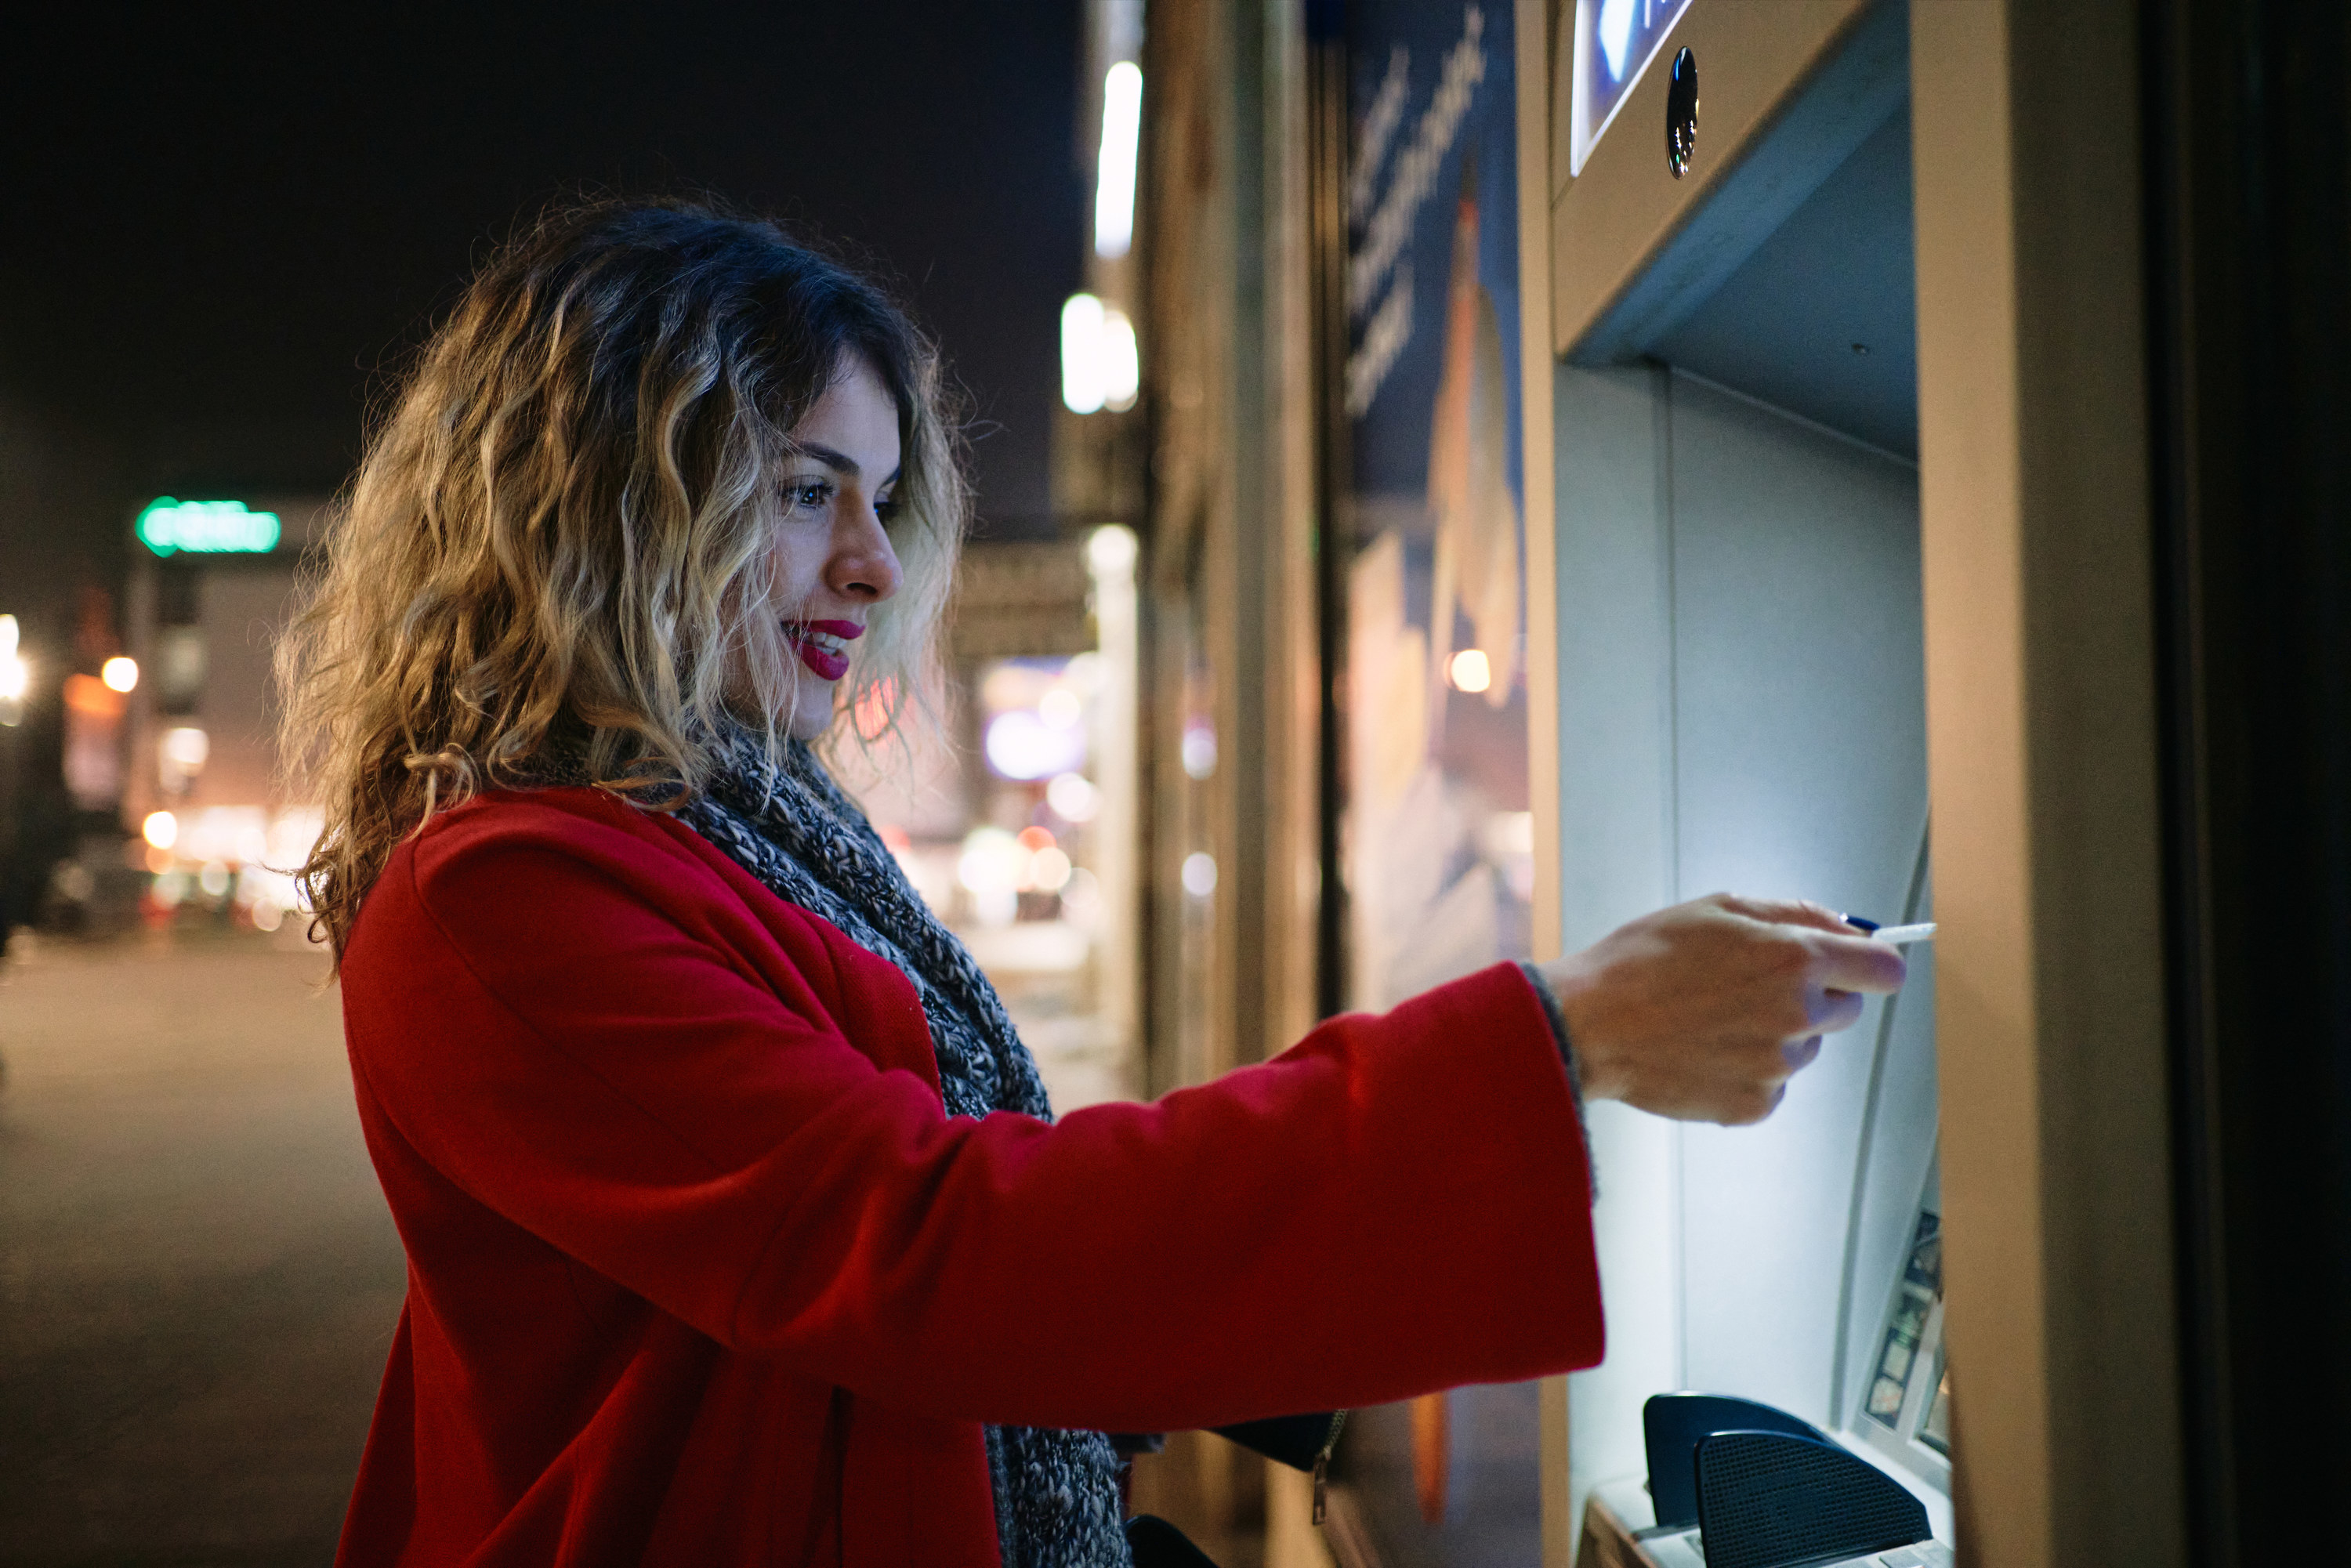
[1447,648,1492,693]
[986,708,1088,780]
[1182,852,1218,897]
[1047,772,1100,822]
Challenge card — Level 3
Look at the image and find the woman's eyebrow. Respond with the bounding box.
[791,445,904,488]
[794,442,861,477]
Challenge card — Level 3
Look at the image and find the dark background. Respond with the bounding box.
[0,2,1085,626]
[0,17,1099,1559]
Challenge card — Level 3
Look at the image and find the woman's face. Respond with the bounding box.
[764,354,905,740]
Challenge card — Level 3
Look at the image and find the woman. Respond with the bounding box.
[282,201,1903,1567]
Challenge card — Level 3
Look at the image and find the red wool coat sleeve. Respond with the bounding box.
[334,788,1603,1566]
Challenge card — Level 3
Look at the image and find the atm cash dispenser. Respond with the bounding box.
[1544,2,1954,1561]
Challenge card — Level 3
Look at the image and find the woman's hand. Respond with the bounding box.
[1535,894,1907,1126]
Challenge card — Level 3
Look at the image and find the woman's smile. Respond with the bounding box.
[782,618,863,681]
[762,353,905,739]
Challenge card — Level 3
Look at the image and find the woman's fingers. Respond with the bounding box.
[1808,986,1867,1036]
[1710,893,1853,936]
[1807,931,1908,998]
[1544,892,1912,1126]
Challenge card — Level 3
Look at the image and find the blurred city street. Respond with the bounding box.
[0,917,1130,1566]
[0,934,399,1566]
[0,0,2339,1560]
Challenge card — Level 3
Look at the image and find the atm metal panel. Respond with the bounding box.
[1663,371,1928,1431]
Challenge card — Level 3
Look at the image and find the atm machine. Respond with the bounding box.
[1542,2,1957,1561]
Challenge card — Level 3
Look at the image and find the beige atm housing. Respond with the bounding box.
[1527,2,2181,1566]
[1544,0,1947,1552]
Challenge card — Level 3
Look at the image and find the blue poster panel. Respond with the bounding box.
[1344,0,1531,1014]
[1335,4,1541,1561]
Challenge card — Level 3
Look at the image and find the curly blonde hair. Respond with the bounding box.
[276,200,966,959]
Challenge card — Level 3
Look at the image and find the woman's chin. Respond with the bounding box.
[785,693,836,743]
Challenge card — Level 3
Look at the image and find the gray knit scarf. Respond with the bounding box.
[669,728,1131,1568]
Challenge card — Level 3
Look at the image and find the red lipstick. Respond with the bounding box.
[782,619,863,682]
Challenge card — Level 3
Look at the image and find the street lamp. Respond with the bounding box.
[0,614,23,946]
[0,614,27,728]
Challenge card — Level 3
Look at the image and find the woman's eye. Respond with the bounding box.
[784,480,835,511]
[875,495,902,523]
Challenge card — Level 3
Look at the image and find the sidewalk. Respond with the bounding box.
[0,933,400,1566]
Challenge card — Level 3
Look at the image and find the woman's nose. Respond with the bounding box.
[829,503,904,603]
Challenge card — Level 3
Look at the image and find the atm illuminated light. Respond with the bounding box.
[136,498,281,556]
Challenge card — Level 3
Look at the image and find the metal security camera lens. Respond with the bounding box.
[1667,47,1699,179]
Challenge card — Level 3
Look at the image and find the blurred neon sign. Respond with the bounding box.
[136,498,281,556]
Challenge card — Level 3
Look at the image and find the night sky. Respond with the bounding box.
[0,3,1086,618]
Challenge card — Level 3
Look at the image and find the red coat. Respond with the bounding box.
[334,787,1604,1566]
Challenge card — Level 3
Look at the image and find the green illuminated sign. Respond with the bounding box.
[136,498,281,556]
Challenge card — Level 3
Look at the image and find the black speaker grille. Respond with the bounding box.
[1694,1431,1929,1568]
